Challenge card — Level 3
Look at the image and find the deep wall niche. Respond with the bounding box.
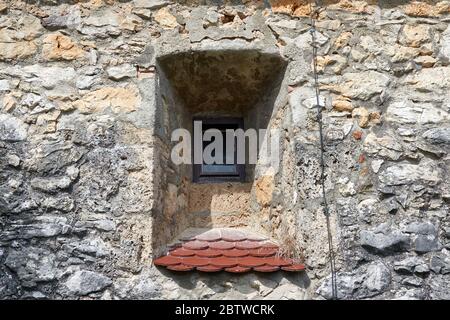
[151,49,288,255]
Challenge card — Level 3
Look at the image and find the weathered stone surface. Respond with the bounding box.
[423,127,450,145]
[404,221,438,235]
[41,9,81,31]
[317,262,391,299]
[386,100,449,125]
[414,235,442,254]
[106,64,136,81]
[5,248,57,283]
[430,251,450,274]
[379,162,441,187]
[154,7,178,29]
[404,67,450,92]
[429,276,450,299]
[0,0,449,301]
[363,133,403,160]
[0,79,9,91]
[65,270,112,296]
[0,114,28,142]
[323,71,390,101]
[441,25,450,59]
[42,33,85,61]
[22,65,77,91]
[133,0,170,9]
[394,256,429,274]
[360,225,410,254]
[0,14,41,60]
[72,86,140,114]
[400,24,430,48]
[364,262,391,294]
[31,176,72,193]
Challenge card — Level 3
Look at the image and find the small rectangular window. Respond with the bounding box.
[193,117,245,183]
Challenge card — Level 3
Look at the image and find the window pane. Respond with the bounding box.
[202,164,237,174]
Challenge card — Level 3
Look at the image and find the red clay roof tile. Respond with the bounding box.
[182,256,211,267]
[197,265,224,272]
[209,257,238,268]
[248,247,277,257]
[153,228,305,274]
[220,228,247,241]
[235,240,262,250]
[222,248,250,257]
[167,264,194,271]
[265,257,292,267]
[208,240,235,250]
[195,248,223,258]
[183,240,209,250]
[253,265,281,272]
[238,256,266,267]
[225,266,251,273]
[195,229,222,242]
[281,264,306,272]
[170,248,196,257]
[154,255,181,266]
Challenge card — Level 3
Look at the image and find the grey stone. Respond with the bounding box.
[444,227,450,239]
[414,263,430,274]
[3,216,70,240]
[379,162,441,187]
[423,127,450,145]
[23,65,77,91]
[402,277,422,287]
[430,253,450,274]
[429,276,450,299]
[41,9,80,30]
[363,133,403,161]
[106,64,136,81]
[76,75,97,90]
[40,195,75,212]
[5,247,58,283]
[0,114,28,142]
[394,256,427,274]
[130,277,160,299]
[68,239,110,258]
[382,198,400,215]
[441,25,450,59]
[133,0,170,9]
[0,79,9,91]
[363,262,391,295]
[41,15,69,30]
[360,228,410,254]
[404,67,450,93]
[386,99,449,125]
[414,235,442,254]
[316,272,362,300]
[133,45,155,68]
[7,154,20,167]
[338,71,391,101]
[21,291,47,299]
[31,176,72,193]
[65,270,112,296]
[404,221,438,235]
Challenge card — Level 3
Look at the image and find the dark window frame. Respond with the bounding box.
[192,117,245,183]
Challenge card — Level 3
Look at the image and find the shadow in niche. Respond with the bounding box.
[151,49,288,258]
[159,267,311,296]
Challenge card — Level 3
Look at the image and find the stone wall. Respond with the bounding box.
[0,0,449,300]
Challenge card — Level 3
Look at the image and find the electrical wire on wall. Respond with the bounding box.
[309,0,339,300]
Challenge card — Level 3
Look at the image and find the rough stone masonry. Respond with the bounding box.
[0,0,450,300]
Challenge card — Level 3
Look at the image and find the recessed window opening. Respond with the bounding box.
[193,117,245,183]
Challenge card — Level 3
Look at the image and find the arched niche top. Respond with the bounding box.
[157,49,288,113]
